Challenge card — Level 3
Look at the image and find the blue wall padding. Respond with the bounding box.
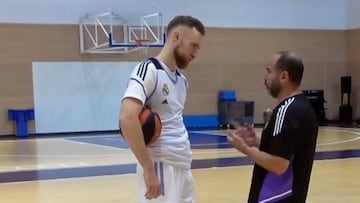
[183,115,219,128]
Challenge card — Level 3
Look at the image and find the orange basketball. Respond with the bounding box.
[139,107,162,146]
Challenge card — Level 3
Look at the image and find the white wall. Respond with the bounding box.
[184,0,347,30]
[0,0,347,30]
[32,62,137,134]
[347,0,360,29]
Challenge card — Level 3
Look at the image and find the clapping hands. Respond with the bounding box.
[227,122,259,153]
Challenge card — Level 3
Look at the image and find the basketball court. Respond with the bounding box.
[0,126,359,202]
[0,7,359,203]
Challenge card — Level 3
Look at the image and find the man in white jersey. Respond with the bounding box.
[119,15,205,202]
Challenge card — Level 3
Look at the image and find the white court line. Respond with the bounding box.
[317,136,360,146]
[105,137,123,141]
[0,166,23,172]
[2,157,359,186]
[192,128,360,154]
[192,157,360,171]
[190,130,226,136]
[61,137,127,151]
[0,127,356,177]
[0,153,134,158]
[0,128,358,158]
[0,134,120,143]
[316,129,360,146]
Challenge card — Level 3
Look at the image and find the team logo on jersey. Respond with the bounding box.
[162,84,169,96]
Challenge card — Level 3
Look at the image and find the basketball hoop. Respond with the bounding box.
[134,39,150,55]
[134,39,150,46]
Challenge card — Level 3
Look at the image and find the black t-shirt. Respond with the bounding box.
[248,94,319,203]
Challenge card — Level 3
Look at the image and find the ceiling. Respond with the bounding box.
[0,0,354,29]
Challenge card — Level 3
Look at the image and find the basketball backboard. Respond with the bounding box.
[79,12,165,54]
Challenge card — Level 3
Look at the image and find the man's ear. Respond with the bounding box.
[172,31,180,43]
[280,71,289,80]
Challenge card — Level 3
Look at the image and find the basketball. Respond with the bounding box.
[139,107,162,145]
[120,107,161,146]
[119,107,161,146]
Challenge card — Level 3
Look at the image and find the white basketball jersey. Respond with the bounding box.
[122,57,191,169]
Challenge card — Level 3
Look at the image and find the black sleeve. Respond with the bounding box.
[269,107,303,160]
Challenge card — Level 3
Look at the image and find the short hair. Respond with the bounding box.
[166,15,205,36]
[275,51,304,85]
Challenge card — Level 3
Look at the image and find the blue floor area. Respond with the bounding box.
[189,132,232,149]
[66,132,232,149]
[67,135,130,149]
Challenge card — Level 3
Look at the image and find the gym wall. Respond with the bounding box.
[0,24,347,135]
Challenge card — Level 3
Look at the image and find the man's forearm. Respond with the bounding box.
[120,116,153,169]
[244,147,289,175]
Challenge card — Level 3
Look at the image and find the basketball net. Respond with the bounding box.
[135,39,150,56]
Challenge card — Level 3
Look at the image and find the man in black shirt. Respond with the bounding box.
[227,51,319,203]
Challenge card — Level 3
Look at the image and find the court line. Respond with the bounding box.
[1,157,359,186]
[0,153,134,158]
[0,128,358,158]
[0,134,121,143]
[193,128,360,154]
[60,138,128,150]
[0,127,358,180]
[194,157,360,170]
[317,129,360,146]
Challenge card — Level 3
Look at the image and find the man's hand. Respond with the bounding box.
[143,166,162,200]
[227,130,248,153]
[233,123,259,147]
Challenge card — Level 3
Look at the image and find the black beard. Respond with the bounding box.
[266,81,281,98]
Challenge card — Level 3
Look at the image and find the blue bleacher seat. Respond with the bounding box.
[218,90,237,102]
[8,109,35,137]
